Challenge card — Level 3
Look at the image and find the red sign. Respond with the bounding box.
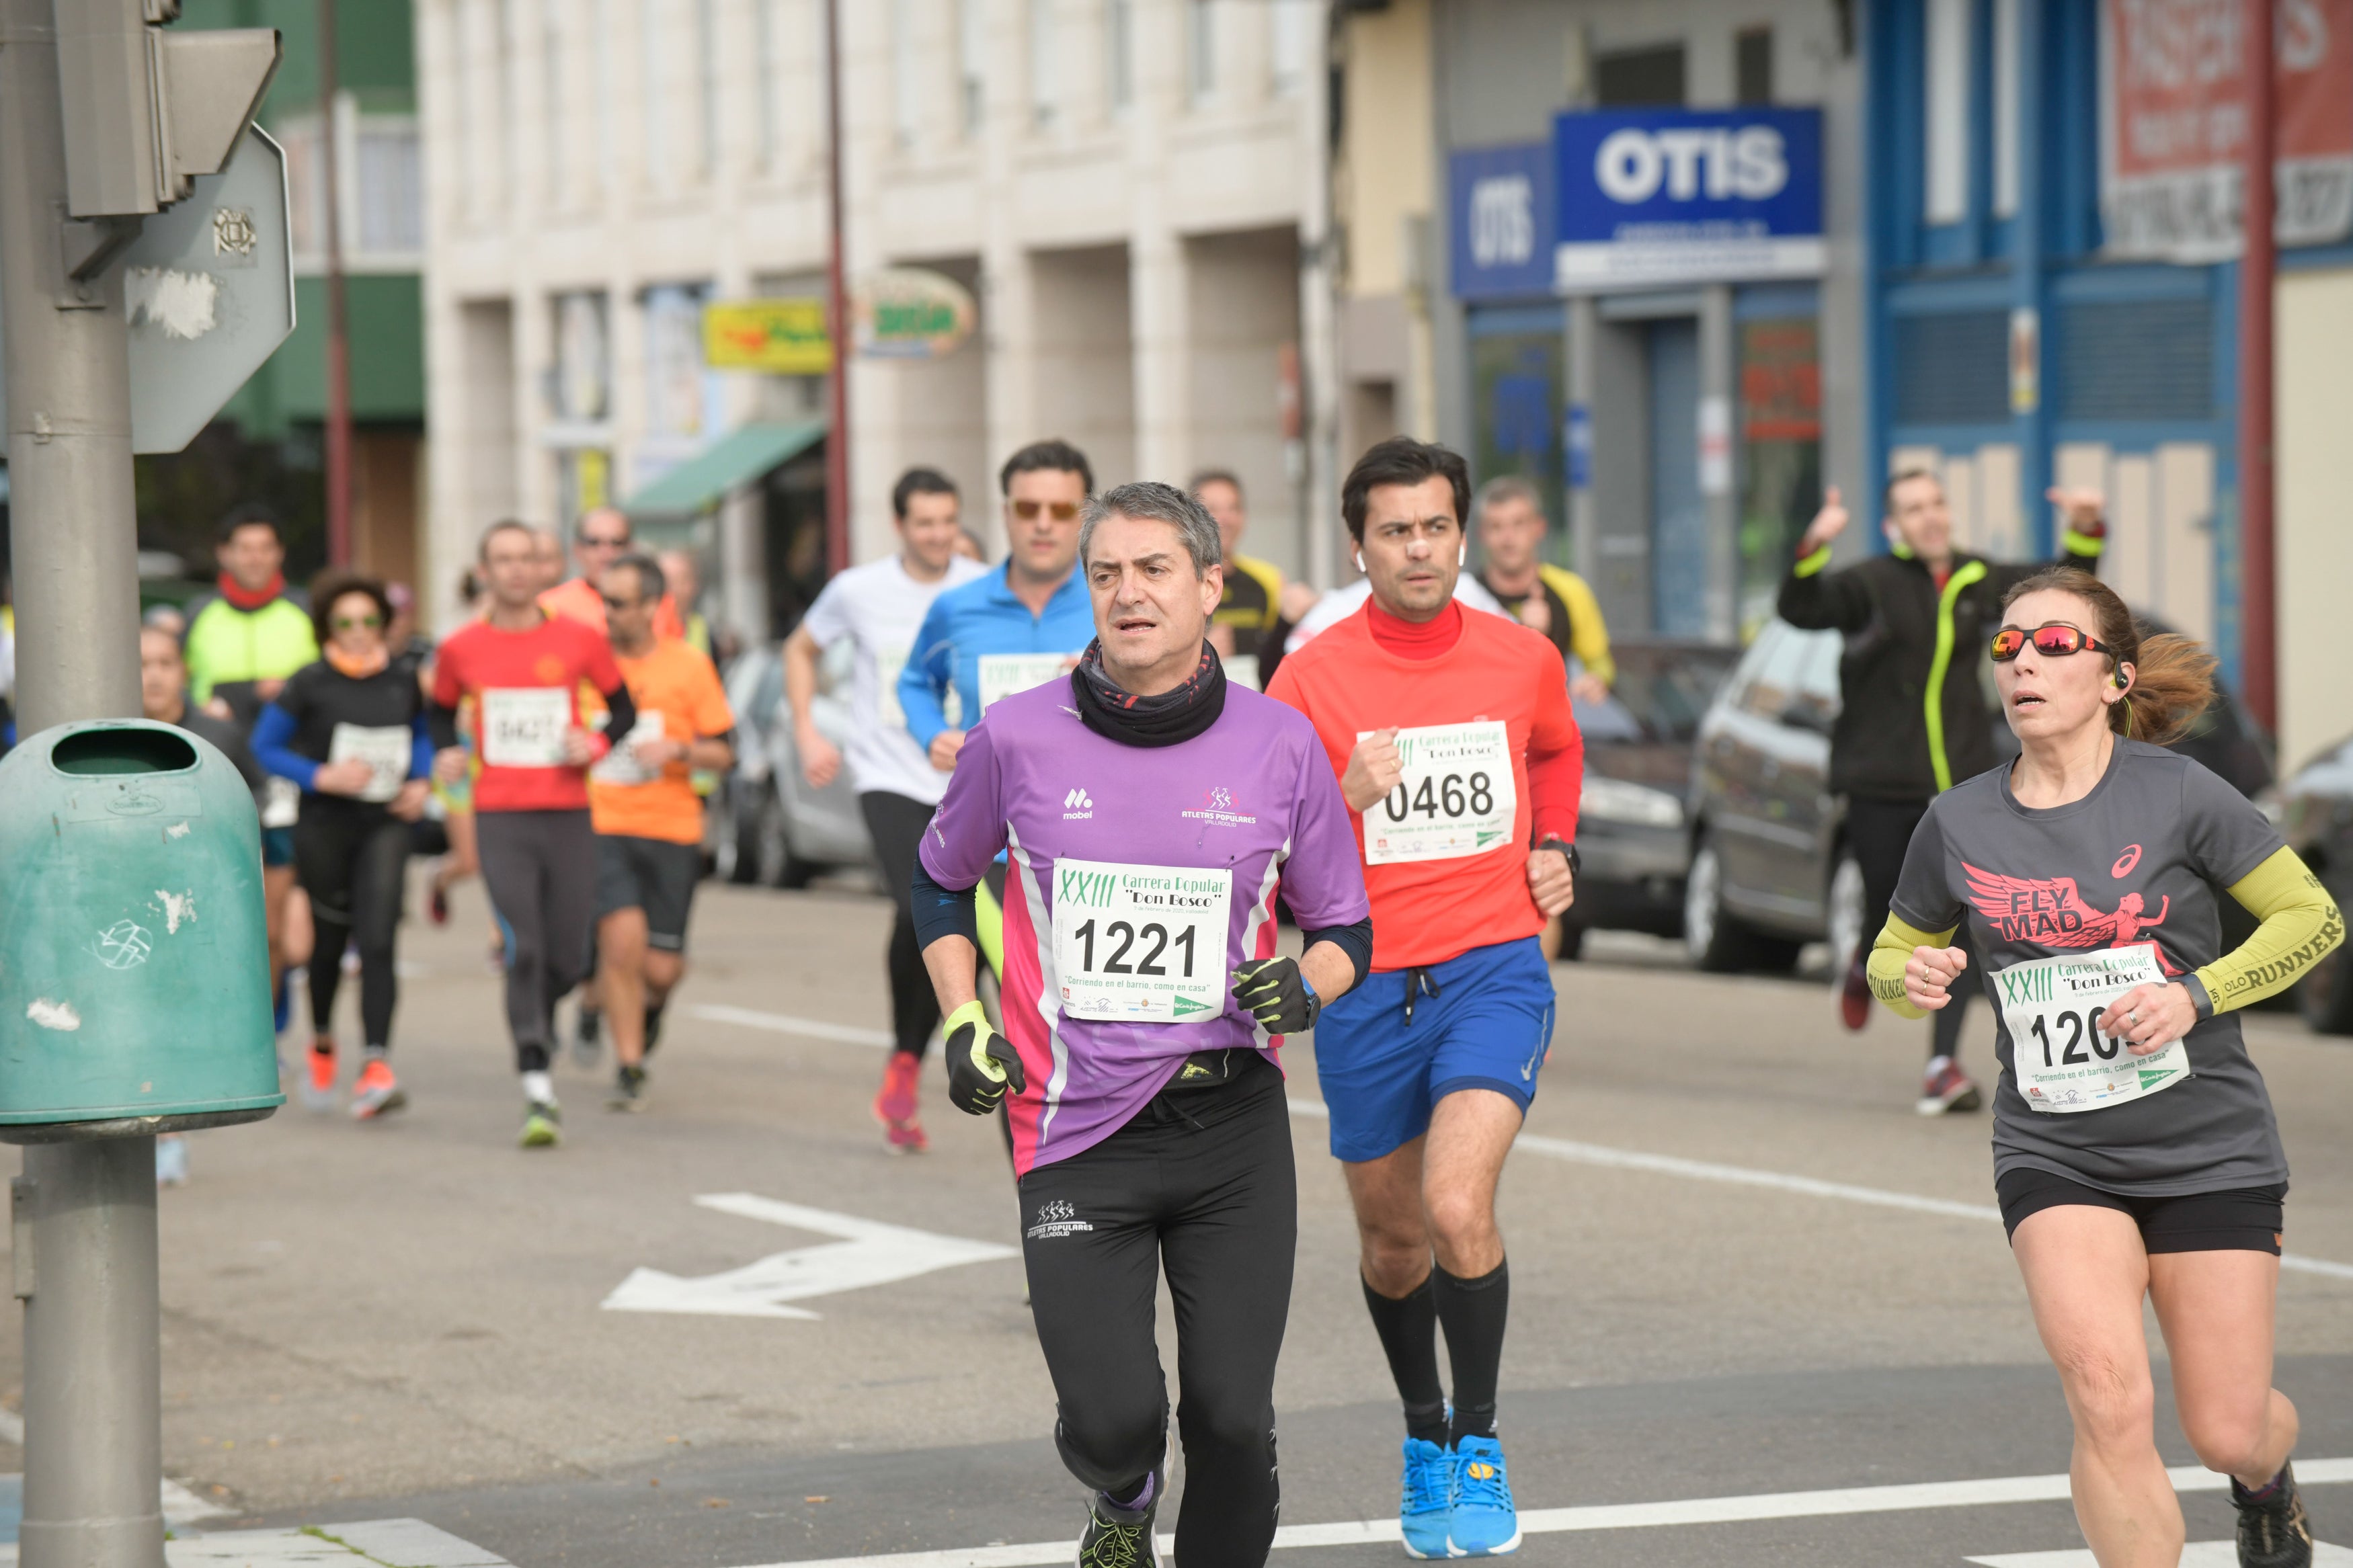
[2101,0,2353,259]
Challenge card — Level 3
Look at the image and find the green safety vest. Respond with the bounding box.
[184,595,318,705]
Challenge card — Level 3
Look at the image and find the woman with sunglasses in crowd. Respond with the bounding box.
[1872,567,2341,1568]
[253,575,436,1120]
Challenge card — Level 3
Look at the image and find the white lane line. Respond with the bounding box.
[1971,1542,2353,1567]
[1285,1100,2353,1280]
[731,1459,2353,1567]
[687,1004,895,1049]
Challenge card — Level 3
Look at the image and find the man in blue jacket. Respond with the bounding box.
[898,439,1097,774]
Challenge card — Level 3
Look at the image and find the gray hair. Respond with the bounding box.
[1079,482,1224,576]
[1473,474,1546,523]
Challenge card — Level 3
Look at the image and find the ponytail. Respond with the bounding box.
[1999,567,2215,746]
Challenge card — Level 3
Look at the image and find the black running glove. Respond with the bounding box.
[943,999,1025,1115]
[1232,957,1320,1034]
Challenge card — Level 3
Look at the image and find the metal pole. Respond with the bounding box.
[319,0,354,567]
[2239,0,2277,733]
[0,0,165,1561]
[822,0,850,576]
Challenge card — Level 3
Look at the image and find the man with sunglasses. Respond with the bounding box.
[541,507,684,640]
[898,440,1098,766]
[589,554,736,1109]
[1779,472,2107,1115]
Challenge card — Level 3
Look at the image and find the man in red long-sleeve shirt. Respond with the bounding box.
[1269,437,1583,1560]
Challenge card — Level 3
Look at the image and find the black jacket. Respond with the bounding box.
[1776,535,2102,802]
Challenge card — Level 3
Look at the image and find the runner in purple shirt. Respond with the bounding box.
[914,482,1371,1568]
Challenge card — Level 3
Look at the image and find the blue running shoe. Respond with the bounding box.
[1398,1436,1453,1559]
[1447,1436,1520,1557]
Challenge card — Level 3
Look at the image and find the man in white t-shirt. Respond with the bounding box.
[787,466,988,1153]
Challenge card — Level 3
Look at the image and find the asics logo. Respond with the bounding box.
[2112,843,2144,878]
[1065,788,1092,809]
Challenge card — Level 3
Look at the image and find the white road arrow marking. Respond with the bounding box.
[600,1194,1019,1320]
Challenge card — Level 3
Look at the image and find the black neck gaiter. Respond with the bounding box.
[1070,639,1227,749]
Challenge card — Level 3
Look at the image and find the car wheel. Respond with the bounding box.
[2299,889,2353,1034]
[1825,850,1868,982]
[1683,835,1753,973]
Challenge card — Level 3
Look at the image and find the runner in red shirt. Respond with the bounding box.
[1267,438,1582,1559]
[431,520,635,1149]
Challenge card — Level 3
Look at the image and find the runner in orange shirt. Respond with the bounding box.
[541,508,685,640]
[589,553,737,1110]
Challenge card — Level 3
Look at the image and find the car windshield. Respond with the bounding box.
[1573,644,1740,743]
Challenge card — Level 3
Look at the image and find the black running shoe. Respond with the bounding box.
[2235,1462,2313,1568]
[1075,1481,1160,1568]
[608,1063,647,1112]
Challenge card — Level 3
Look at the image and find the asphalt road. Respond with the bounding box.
[3,875,2350,1567]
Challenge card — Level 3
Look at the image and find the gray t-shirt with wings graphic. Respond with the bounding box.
[1892,739,2288,1195]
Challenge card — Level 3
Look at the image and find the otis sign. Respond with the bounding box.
[1551,107,1824,292]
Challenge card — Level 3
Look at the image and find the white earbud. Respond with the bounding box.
[1353,550,1364,574]
[1458,543,1468,567]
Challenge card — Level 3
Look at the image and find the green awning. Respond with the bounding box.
[620,420,826,519]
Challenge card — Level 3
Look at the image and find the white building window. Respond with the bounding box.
[1029,0,1057,127]
[1106,0,1131,112]
[1271,0,1314,98]
[1992,0,2021,218]
[1187,0,1214,104]
[894,0,921,147]
[357,120,426,253]
[960,0,986,135]
[1923,0,1970,226]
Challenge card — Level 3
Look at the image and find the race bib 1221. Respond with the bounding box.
[1052,859,1232,1024]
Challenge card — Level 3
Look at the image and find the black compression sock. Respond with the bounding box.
[1435,1259,1509,1445]
[643,1000,666,1056]
[1362,1273,1449,1444]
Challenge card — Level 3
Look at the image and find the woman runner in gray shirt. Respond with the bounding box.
[1872,568,2342,1568]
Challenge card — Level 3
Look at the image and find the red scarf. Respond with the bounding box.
[218,571,285,612]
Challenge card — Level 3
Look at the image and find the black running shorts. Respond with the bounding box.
[1997,1166,2284,1255]
[594,834,703,950]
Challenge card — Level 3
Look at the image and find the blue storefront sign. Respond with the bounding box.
[1449,143,1554,302]
[1552,107,1825,293]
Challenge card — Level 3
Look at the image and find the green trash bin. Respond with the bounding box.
[0,720,284,1139]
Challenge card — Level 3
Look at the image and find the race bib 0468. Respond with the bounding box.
[1053,859,1232,1024]
[1361,720,1517,866]
[1995,942,2189,1114]
[480,688,572,768]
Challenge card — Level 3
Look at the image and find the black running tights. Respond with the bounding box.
[475,809,598,1071]
[1846,794,1973,1061]
[860,790,941,1060]
[294,800,411,1050]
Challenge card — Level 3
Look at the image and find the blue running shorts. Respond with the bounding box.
[1312,936,1556,1163]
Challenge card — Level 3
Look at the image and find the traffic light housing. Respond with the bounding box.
[54,0,279,219]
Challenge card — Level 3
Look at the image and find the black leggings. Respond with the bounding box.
[1020,1056,1295,1568]
[294,800,411,1050]
[1846,794,1975,1061]
[861,790,941,1060]
[475,809,598,1072]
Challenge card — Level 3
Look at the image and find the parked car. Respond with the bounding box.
[1685,615,2286,988]
[1561,639,1741,955]
[708,641,875,889]
[2278,733,2353,1034]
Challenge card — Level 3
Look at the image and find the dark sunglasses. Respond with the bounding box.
[1989,625,2115,662]
[581,534,630,550]
[600,594,642,612]
[1011,499,1080,522]
[331,614,383,630]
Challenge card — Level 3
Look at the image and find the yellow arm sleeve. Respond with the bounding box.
[2194,847,2345,1015]
[1867,913,1959,1020]
[1540,566,1616,688]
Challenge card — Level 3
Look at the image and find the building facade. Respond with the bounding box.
[417,0,1332,641]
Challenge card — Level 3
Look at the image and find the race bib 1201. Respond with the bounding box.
[1052,859,1232,1024]
[978,653,1075,715]
[479,687,572,768]
[329,723,413,802]
[1360,720,1517,866]
[1995,942,2188,1114]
